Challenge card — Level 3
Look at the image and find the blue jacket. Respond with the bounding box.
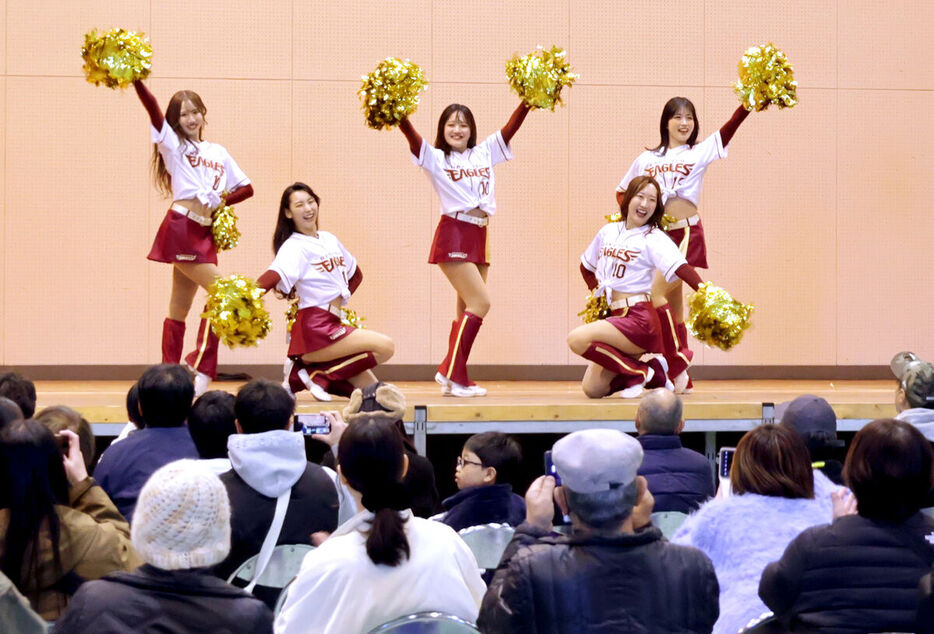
[94,427,199,522]
[441,484,526,532]
[637,435,715,513]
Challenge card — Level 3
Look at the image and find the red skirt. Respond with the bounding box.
[147,209,218,264]
[606,302,663,353]
[288,307,354,357]
[666,218,707,269]
[428,215,489,265]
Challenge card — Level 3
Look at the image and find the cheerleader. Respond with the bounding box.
[399,101,531,397]
[257,183,394,402]
[133,81,254,395]
[616,98,749,392]
[569,175,704,399]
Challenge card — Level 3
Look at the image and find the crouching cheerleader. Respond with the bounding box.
[257,183,394,401]
[568,175,704,398]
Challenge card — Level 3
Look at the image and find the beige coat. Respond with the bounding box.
[0,477,142,621]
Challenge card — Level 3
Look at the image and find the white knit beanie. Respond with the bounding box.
[131,459,231,570]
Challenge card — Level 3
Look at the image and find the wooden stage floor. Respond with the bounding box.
[38,379,897,441]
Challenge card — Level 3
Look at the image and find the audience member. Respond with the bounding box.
[109,382,145,446]
[672,424,832,634]
[0,397,23,431]
[760,418,934,633]
[478,429,719,634]
[439,432,525,531]
[0,569,47,634]
[34,405,96,473]
[0,372,36,419]
[276,416,484,633]
[892,351,934,439]
[778,394,846,484]
[0,420,141,621]
[338,381,441,517]
[188,390,237,474]
[215,380,339,588]
[635,388,714,512]
[55,460,273,633]
[94,365,199,521]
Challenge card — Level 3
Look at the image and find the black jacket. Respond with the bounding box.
[441,484,526,532]
[637,435,715,513]
[215,463,339,582]
[54,565,272,633]
[759,512,934,633]
[477,522,719,633]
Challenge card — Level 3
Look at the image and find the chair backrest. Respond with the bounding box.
[457,523,515,569]
[226,544,314,589]
[650,511,688,539]
[367,611,480,633]
[273,577,295,618]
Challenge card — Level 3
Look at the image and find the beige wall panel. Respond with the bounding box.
[151,1,291,80]
[837,89,934,363]
[699,88,837,367]
[570,1,704,86]
[704,0,836,89]
[0,0,6,75]
[839,1,934,90]
[294,0,433,81]
[290,81,434,365]
[423,84,571,365]
[5,77,151,364]
[142,79,294,367]
[566,85,706,366]
[0,76,5,362]
[7,0,148,76]
[431,0,569,84]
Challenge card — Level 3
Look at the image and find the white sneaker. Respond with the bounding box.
[445,381,487,398]
[192,371,211,398]
[434,372,452,395]
[298,368,332,402]
[672,370,692,394]
[281,358,298,400]
[614,367,652,399]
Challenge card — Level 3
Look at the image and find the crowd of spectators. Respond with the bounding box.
[0,350,933,633]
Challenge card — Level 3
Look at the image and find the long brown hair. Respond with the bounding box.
[434,104,477,157]
[618,176,665,229]
[150,90,208,198]
[649,97,699,155]
[273,183,320,254]
[731,424,814,499]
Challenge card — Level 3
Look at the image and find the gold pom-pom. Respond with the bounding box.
[359,57,428,130]
[202,275,272,348]
[285,300,299,334]
[686,282,754,351]
[341,308,366,329]
[604,211,623,223]
[577,293,610,323]
[211,203,240,252]
[734,43,797,112]
[81,28,152,89]
[506,46,578,110]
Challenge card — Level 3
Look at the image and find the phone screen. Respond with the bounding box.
[543,450,562,486]
[293,413,331,436]
[719,447,736,480]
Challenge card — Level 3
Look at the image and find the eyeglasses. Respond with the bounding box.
[456,456,484,468]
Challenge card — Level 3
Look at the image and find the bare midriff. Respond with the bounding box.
[611,289,651,302]
[460,207,487,219]
[664,197,698,220]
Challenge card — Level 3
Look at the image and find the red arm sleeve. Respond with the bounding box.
[348,267,363,294]
[675,264,702,291]
[719,105,751,148]
[399,118,423,157]
[224,184,254,206]
[501,102,531,146]
[580,263,598,291]
[133,80,164,130]
[257,270,280,292]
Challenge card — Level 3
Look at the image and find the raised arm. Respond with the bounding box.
[580,263,598,291]
[133,80,164,130]
[501,102,531,146]
[348,267,363,294]
[719,105,751,148]
[399,117,423,157]
[224,184,254,206]
[675,263,702,291]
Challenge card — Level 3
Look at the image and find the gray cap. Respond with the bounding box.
[892,352,934,410]
[552,429,643,494]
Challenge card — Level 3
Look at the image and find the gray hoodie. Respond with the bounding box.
[896,408,934,442]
